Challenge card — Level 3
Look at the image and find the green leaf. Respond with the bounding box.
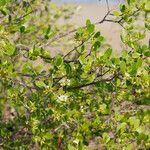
[0,0,6,6]
[46,25,51,35]
[86,19,95,33]
[145,3,150,11]
[120,61,126,75]
[128,117,140,129]
[127,0,130,5]
[68,144,75,150]
[99,104,108,114]
[29,48,41,60]
[35,81,46,88]
[132,52,140,58]
[129,63,137,75]
[75,27,84,41]
[44,34,49,39]
[92,41,101,51]
[78,45,85,53]
[111,57,120,65]
[126,144,133,150]
[79,54,86,64]
[82,58,92,73]
[20,26,25,33]
[22,64,34,75]
[65,63,72,76]
[120,4,126,12]
[136,58,142,68]
[94,31,100,38]
[86,19,91,26]
[45,25,52,39]
[122,50,128,59]
[104,48,112,58]
[129,58,142,75]
[87,24,95,33]
[55,55,63,66]
[113,11,121,16]
[3,42,16,56]
[145,22,150,30]
[144,51,150,57]
[73,138,80,145]
[117,122,127,133]
[0,9,7,15]
[102,132,110,143]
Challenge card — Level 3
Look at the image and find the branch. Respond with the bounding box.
[39,29,77,48]
[63,74,117,91]
[97,69,110,77]
[40,11,111,48]
[63,41,84,59]
[16,44,30,51]
[15,10,33,21]
[105,7,140,25]
[63,32,94,61]
[10,78,36,90]
[106,0,110,12]
[39,55,54,61]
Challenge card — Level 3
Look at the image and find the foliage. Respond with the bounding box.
[0,0,150,149]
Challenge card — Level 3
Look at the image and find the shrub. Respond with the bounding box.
[0,0,150,149]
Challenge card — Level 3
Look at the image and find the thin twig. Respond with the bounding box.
[63,41,84,59]
[106,0,110,12]
[15,10,34,21]
[40,11,111,48]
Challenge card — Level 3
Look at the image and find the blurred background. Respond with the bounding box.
[53,0,124,5]
[52,0,125,53]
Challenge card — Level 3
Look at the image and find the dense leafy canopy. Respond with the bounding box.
[0,0,150,149]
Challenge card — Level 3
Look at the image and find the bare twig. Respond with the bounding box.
[16,44,30,51]
[40,10,111,48]
[97,69,110,77]
[39,29,77,48]
[16,10,33,21]
[106,0,110,12]
[10,78,36,90]
[63,41,84,59]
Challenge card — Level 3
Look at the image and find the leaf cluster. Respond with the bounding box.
[0,0,150,149]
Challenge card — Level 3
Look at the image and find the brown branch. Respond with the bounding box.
[17,73,34,77]
[15,10,34,21]
[17,73,66,85]
[105,7,140,25]
[63,41,84,59]
[63,32,95,63]
[39,29,77,48]
[94,10,110,25]
[10,78,36,90]
[16,44,30,51]
[63,74,117,91]
[106,0,110,12]
[97,69,110,77]
[39,55,53,61]
[40,11,111,48]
